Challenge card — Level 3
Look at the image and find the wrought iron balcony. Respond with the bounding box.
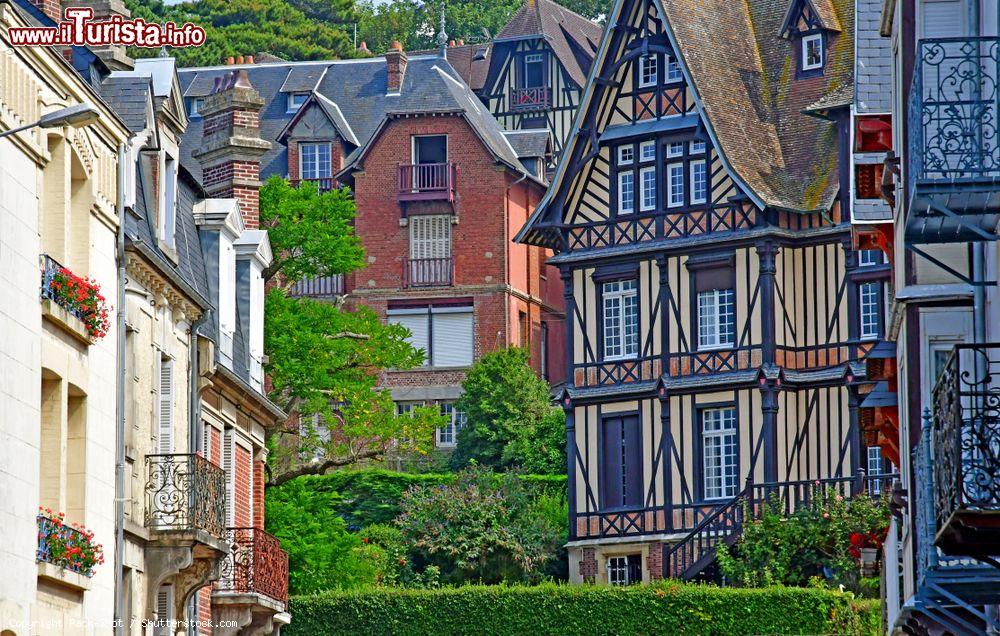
[932,343,1000,555]
[907,37,1000,243]
[289,177,335,192]
[290,274,345,299]
[510,86,550,111]
[145,454,227,538]
[397,162,457,202]
[217,527,289,607]
[403,257,453,288]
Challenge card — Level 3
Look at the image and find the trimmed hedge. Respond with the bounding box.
[269,469,565,530]
[285,583,882,636]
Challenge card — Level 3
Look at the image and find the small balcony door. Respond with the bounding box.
[523,53,545,89]
[408,215,452,286]
[413,135,447,165]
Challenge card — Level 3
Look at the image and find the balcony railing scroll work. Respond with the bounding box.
[218,527,290,609]
[145,454,227,538]
[931,344,1000,557]
[908,36,1000,241]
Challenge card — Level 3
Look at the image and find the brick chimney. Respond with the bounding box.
[193,69,272,228]
[385,41,407,94]
[62,0,134,69]
[28,0,60,20]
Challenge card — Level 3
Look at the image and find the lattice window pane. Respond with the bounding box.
[618,171,634,213]
[668,163,685,207]
[300,143,331,180]
[690,160,707,204]
[703,407,738,500]
[698,289,735,348]
[860,281,880,340]
[665,54,683,82]
[640,166,657,211]
[603,280,638,360]
[639,55,657,87]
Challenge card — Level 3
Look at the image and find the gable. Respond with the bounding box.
[779,0,842,37]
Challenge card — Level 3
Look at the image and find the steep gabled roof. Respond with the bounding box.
[276,91,360,147]
[496,0,602,87]
[410,44,493,91]
[504,129,551,159]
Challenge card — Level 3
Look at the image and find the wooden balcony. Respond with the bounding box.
[932,343,1000,556]
[397,163,457,202]
[289,177,336,192]
[510,86,550,111]
[403,257,453,288]
[217,527,289,609]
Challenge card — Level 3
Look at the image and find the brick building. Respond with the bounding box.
[178,47,565,456]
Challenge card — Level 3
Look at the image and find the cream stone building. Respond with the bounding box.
[0,0,130,633]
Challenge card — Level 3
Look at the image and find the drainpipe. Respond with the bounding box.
[113,141,128,636]
[970,1,988,348]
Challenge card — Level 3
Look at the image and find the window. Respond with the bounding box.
[300,142,332,181]
[602,280,638,360]
[523,53,545,88]
[640,166,657,211]
[189,98,203,117]
[436,403,466,448]
[690,159,707,204]
[600,415,641,508]
[157,356,174,454]
[867,446,884,494]
[287,92,308,112]
[409,215,451,260]
[690,140,706,154]
[665,53,682,82]
[666,142,684,158]
[702,407,738,500]
[860,281,881,340]
[540,322,549,381]
[396,402,420,416]
[801,33,823,71]
[154,585,174,636]
[388,306,474,368]
[697,288,735,349]
[640,141,656,161]
[414,134,448,164]
[618,171,635,214]
[608,555,642,586]
[617,145,634,165]
[518,310,528,348]
[160,154,177,249]
[858,249,884,267]
[639,54,657,87]
[667,163,685,207]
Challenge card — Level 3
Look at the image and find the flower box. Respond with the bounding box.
[36,510,105,578]
[40,255,110,341]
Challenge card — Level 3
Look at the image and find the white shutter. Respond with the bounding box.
[201,423,211,460]
[409,216,451,259]
[921,0,965,38]
[223,428,235,526]
[389,312,430,360]
[155,584,174,636]
[431,310,473,367]
[157,358,174,454]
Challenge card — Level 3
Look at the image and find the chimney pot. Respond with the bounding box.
[235,69,252,88]
[246,55,254,64]
[449,39,455,46]
[391,40,403,52]
[236,54,245,64]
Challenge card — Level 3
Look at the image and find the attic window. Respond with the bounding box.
[523,53,545,89]
[287,92,309,113]
[639,55,657,88]
[189,98,204,117]
[801,34,823,71]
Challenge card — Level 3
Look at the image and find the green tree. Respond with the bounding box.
[394,467,566,583]
[259,177,445,486]
[449,347,565,474]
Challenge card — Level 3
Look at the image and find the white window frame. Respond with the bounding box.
[602,280,639,361]
[412,134,449,164]
[859,249,884,267]
[523,53,545,88]
[702,407,738,500]
[640,140,656,161]
[697,288,735,350]
[859,281,881,340]
[388,306,473,368]
[617,145,634,166]
[640,166,657,211]
[665,54,683,83]
[867,446,884,494]
[299,142,332,180]
[159,153,177,249]
[189,98,203,117]
[667,162,685,207]
[802,33,823,71]
[287,92,308,113]
[666,142,684,158]
[689,140,706,154]
[607,555,639,586]
[618,171,635,214]
[638,54,657,88]
[436,403,466,448]
[690,159,707,204]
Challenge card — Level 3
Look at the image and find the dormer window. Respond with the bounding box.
[801,33,824,71]
[189,98,203,117]
[523,53,545,89]
[639,54,657,88]
[300,142,332,181]
[159,153,178,249]
[287,92,308,113]
[665,54,682,83]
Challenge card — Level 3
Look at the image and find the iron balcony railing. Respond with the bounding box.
[36,514,95,576]
[397,162,457,202]
[932,343,1000,531]
[291,274,345,299]
[40,254,87,322]
[289,177,335,192]
[145,454,227,538]
[218,527,289,607]
[403,257,453,288]
[510,86,550,111]
[908,36,1000,193]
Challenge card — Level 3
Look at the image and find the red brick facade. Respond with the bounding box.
[646,542,664,580]
[234,443,253,527]
[253,459,265,528]
[580,547,597,583]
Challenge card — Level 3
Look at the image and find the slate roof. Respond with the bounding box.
[495,0,602,87]
[661,0,854,213]
[411,44,493,91]
[98,76,153,133]
[504,129,551,158]
[178,55,538,185]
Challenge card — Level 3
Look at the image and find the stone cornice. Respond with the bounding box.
[193,198,244,239]
[125,252,205,321]
[234,229,273,268]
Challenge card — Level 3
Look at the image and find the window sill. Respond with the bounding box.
[37,561,92,591]
[41,299,95,346]
[696,344,734,353]
[602,355,639,363]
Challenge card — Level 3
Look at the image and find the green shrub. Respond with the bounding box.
[285,583,882,636]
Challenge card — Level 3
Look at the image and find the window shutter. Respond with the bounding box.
[601,417,625,509]
[409,216,451,259]
[157,358,174,454]
[390,312,430,358]
[623,416,642,507]
[921,0,964,38]
[431,310,473,367]
[155,585,173,636]
[223,428,235,526]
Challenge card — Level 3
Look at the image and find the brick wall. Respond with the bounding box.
[198,586,213,635]
[580,547,597,583]
[253,459,265,528]
[646,542,664,580]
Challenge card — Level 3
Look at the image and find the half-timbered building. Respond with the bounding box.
[517,0,892,585]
